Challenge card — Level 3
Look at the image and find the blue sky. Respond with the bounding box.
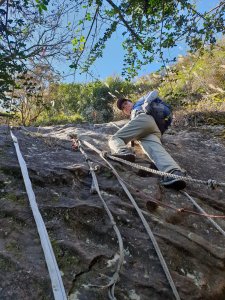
[57,0,221,83]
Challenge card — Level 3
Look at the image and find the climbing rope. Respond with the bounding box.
[76,140,124,300]
[22,129,224,220]
[79,139,181,300]
[105,153,225,188]
[10,131,67,300]
[119,176,225,219]
[16,126,225,298]
[20,125,225,188]
[181,191,225,238]
[109,122,121,130]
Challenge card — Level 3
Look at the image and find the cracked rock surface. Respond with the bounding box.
[0,122,225,300]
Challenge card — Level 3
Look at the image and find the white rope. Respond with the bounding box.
[78,142,124,299]
[81,139,181,300]
[10,131,67,300]
[181,191,225,238]
[109,122,121,129]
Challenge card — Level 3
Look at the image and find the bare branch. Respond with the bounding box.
[206,0,225,14]
[73,6,100,68]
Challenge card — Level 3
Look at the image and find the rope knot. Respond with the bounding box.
[71,138,79,151]
[89,162,100,171]
[207,179,217,189]
[101,150,108,158]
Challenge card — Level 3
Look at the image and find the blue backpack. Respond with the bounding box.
[143,97,172,134]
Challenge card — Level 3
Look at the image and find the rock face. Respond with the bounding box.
[0,122,225,300]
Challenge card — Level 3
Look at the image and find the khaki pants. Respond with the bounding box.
[108,113,181,173]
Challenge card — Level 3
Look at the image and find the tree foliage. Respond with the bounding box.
[0,0,224,126]
[70,0,225,79]
[8,64,58,125]
[2,42,225,126]
[45,76,152,123]
[0,0,81,109]
[158,40,225,105]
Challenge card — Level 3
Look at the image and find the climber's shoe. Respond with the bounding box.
[111,149,136,163]
[161,170,186,190]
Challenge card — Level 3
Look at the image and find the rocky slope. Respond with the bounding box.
[0,122,225,300]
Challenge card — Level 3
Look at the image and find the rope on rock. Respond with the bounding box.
[181,191,225,238]
[10,131,67,300]
[109,122,121,129]
[120,177,225,219]
[105,153,225,188]
[17,126,225,297]
[20,127,225,220]
[80,139,181,300]
[19,125,225,189]
[76,140,124,300]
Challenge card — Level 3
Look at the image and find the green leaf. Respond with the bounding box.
[80,36,86,43]
[71,38,78,46]
[85,12,92,21]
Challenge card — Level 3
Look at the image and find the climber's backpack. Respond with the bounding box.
[143,98,172,134]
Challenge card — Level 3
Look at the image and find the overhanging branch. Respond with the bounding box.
[105,0,145,46]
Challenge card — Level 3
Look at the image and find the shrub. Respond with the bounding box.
[34,113,83,126]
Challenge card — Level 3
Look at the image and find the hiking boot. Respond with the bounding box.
[111,150,136,162]
[161,170,186,190]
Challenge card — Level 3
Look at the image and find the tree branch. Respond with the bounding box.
[177,0,207,20]
[206,0,225,15]
[74,6,99,68]
[0,0,6,6]
[105,0,145,46]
